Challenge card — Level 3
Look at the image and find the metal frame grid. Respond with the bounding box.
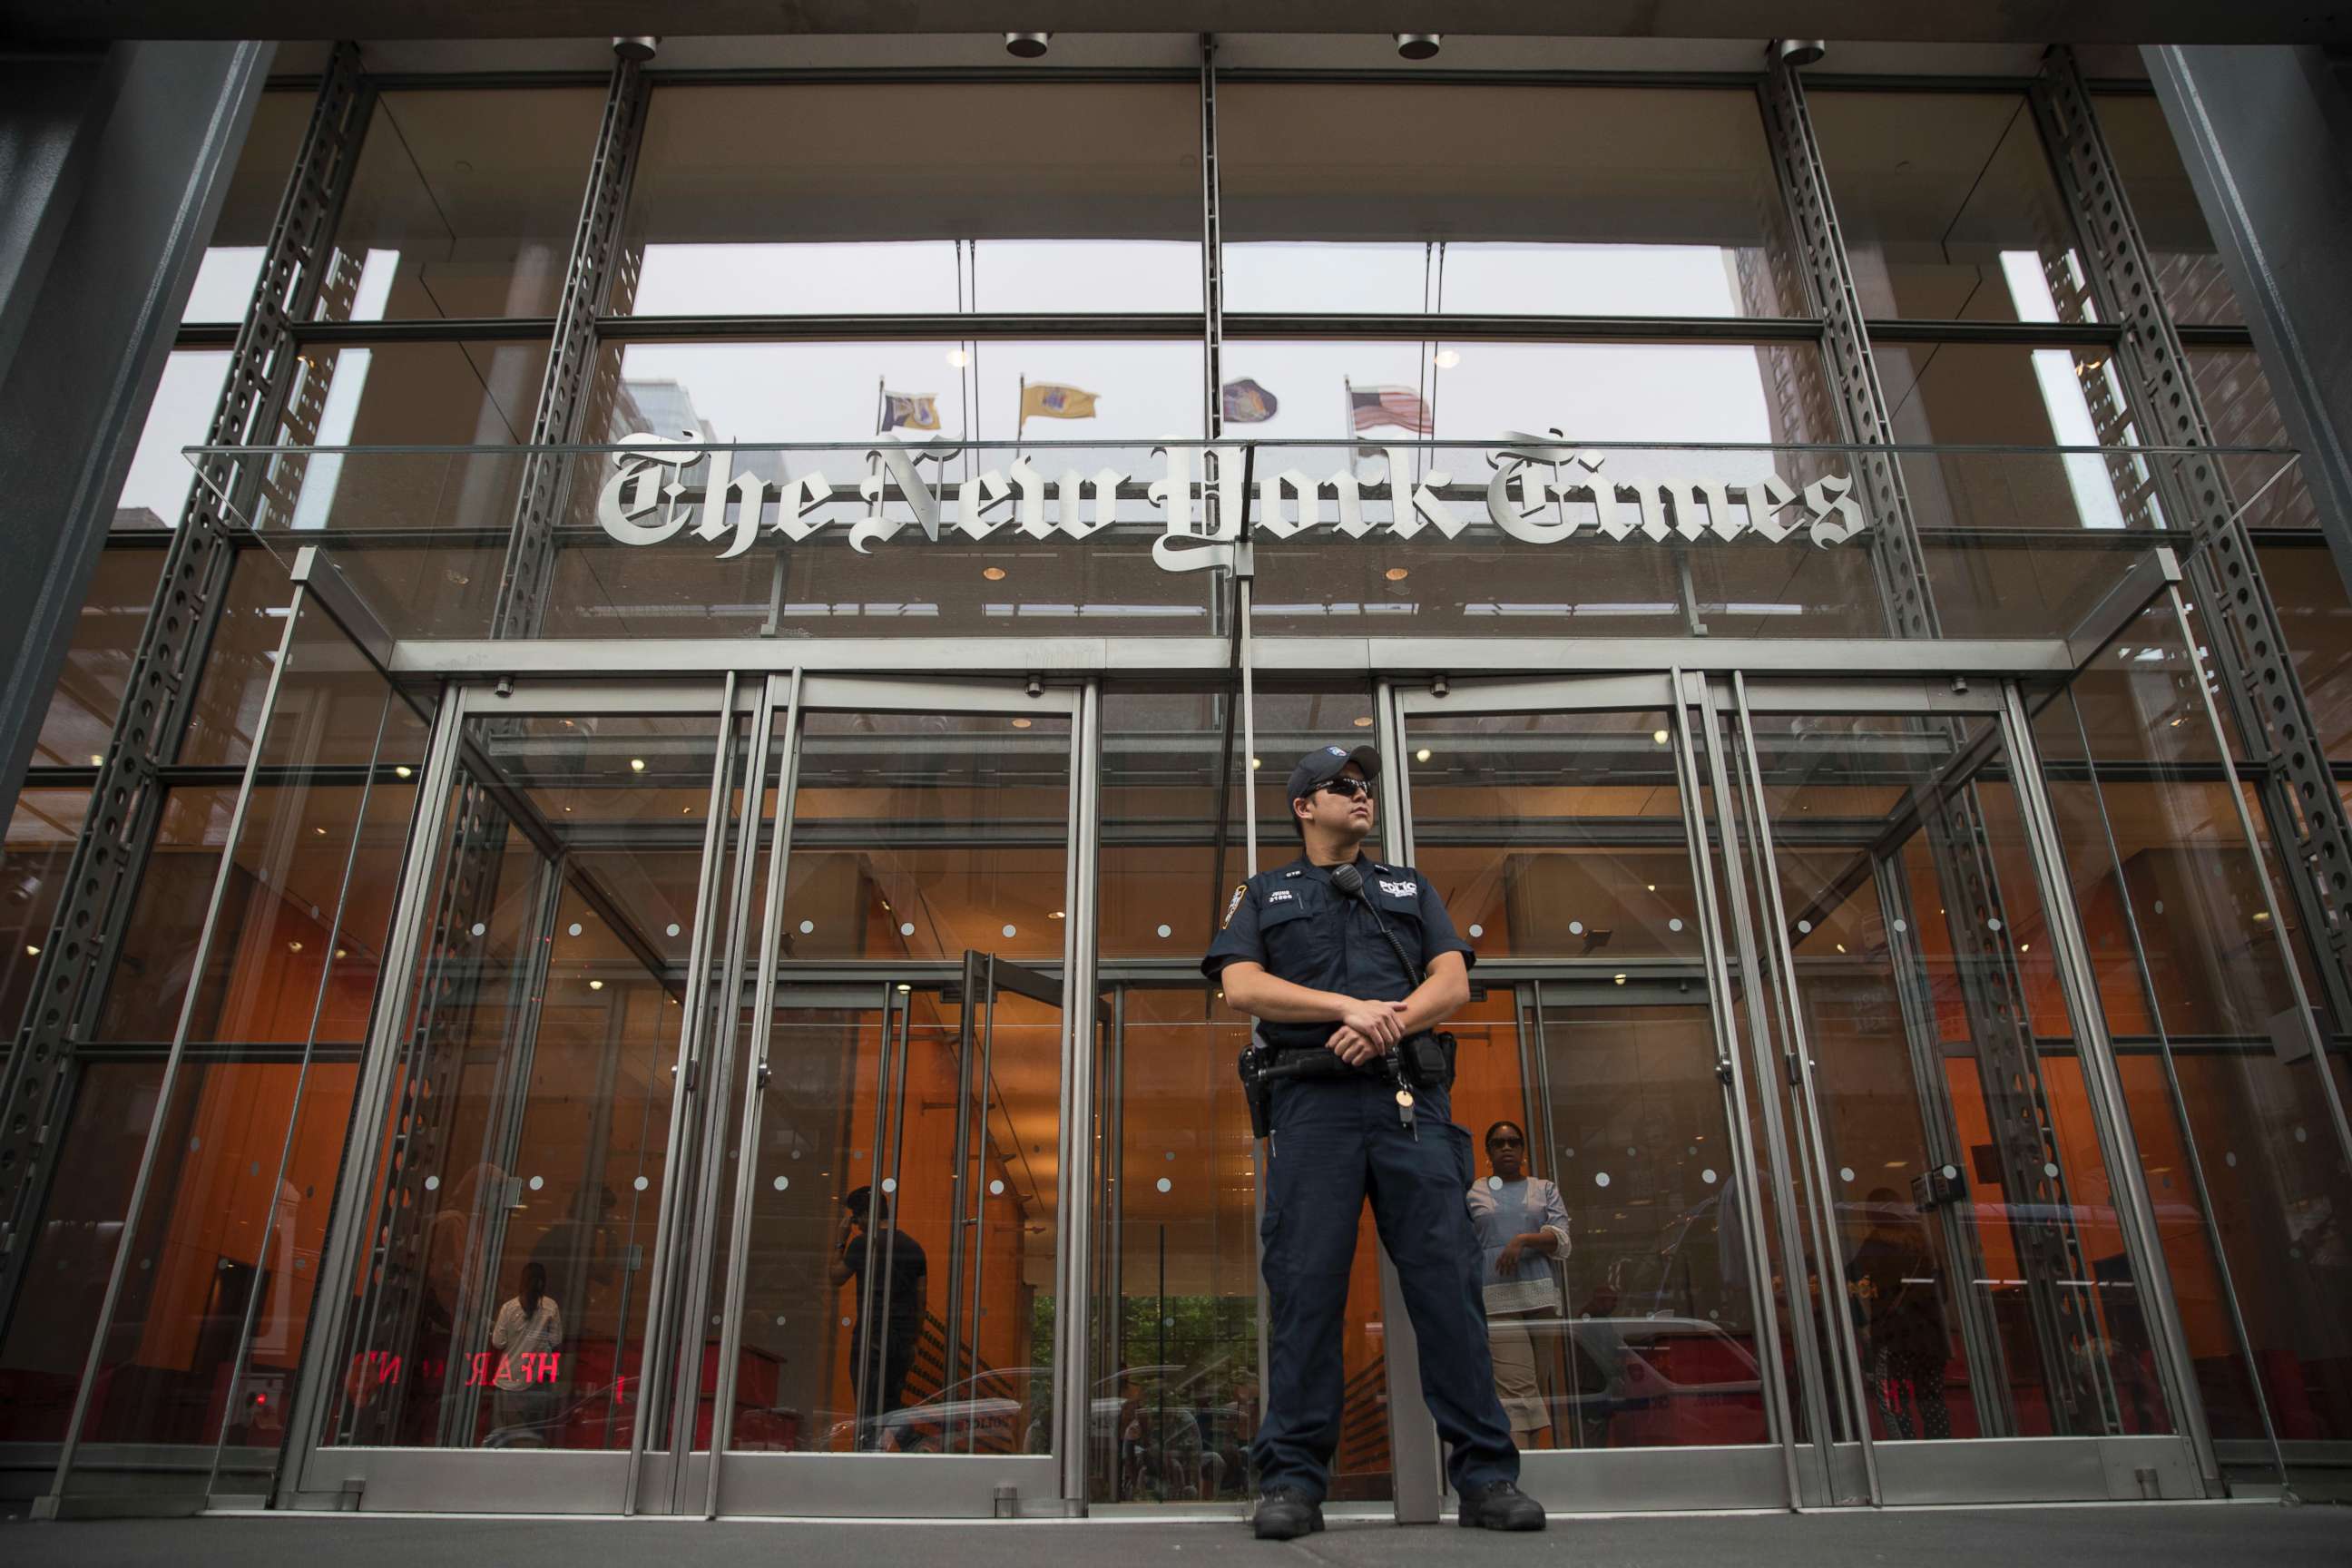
[0,42,373,1348]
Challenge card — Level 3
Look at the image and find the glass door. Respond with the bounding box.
[687,676,1082,1517]
[287,680,748,1514]
[1709,676,2205,1504]
[1391,672,1798,1513]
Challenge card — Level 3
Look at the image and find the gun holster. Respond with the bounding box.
[1238,1028,1458,1140]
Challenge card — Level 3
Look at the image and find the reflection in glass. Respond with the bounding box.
[2037,605,2352,1467]
[117,352,230,529]
[1220,84,1803,318]
[1737,707,2174,1440]
[2260,541,2352,758]
[328,90,606,320]
[622,83,1200,317]
[182,91,309,323]
[2093,93,2245,328]
[1809,92,2080,324]
[2190,349,2319,532]
[322,710,722,1453]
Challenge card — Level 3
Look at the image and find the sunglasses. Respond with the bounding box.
[1313,776,1375,801]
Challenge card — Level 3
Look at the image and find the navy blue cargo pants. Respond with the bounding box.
[1254,1074,1520,1500]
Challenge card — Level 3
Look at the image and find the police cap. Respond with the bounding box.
[1286,742,1382,802]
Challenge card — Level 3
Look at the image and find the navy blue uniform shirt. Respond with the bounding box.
[1200,854,1475,1052]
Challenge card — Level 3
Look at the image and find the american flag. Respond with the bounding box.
[1349,384,1435,436]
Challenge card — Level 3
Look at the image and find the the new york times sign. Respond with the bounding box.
[595,433,1870,574]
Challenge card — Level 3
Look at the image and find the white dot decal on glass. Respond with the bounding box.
[842,1317,852,1327]
[1156,1177,1171,1193]
[1701,1169,1719,1185]
[2225,1151,2239,1167]
[1165,1150,1176,1161]
[1002,924,1017,938]
[666,923,681,938]
[1594,1171,1612,1188]
[424,1175,439,1192]
[1669,918,1684,933]
[1798,920,1813,935]
[774,1315,787,1327]
[190,1137,201,1151]
[1564,1148,1575,1160]
[2043,1161,2059,1179]
[1987,917,2003,932]
[1156,924,1172,939]
[632,1176,649,1192]
[471,922,485,936]
[1468,924,1485,938]
[2294,1127,2308,1143]
[1488,1175,1504,1191]
[1569,920,1584,936]
[798,920,814,935]
[880,1177,897,1194]
[1838,1166,1855,1183]
[772,1176,789,1191]
[988,1180,1004,1196]
[900,922,915,936]
[2152,900,2164,915]
[1893,919,1908,934]
[568,922,583,937]
[527,1175,544,1191]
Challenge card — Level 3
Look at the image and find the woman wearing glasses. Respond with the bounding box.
[1466,1120,1571,1449]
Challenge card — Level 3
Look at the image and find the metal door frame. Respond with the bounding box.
[279,676,755,1514]
[1387,670,1797,1514]
[690,673,1088,1518]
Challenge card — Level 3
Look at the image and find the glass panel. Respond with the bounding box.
[1809,92,2082,324]
[779,710,1072,966]
[320,709,723,1454]
[38,602,427,1500]
[1737,704,2175,1439]
[183,90,309,323]
[1219,339,1833,444]
[2093,93,2245,328]
[0,789,88,1063]
[118,351,230,530]
[0,1063,162,1443]
[2260,541,2352,758]
[594,338,1202,447]
[180,551,293,771]
[2190,348,2319,531]
[1533,991,1771,1448]
[2036,607,2352,1467]
[1086,985,1259,1501]
[1098,691,1246,963]
[327,89,606,321]
[1405,709,1705,965]
[622,83,1201,317]
[1220,84,1804,318]
[28,547,165,768]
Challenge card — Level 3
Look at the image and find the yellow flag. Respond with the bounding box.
[1020,382,1099,422]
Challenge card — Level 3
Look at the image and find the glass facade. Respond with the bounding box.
[3,35,2349,1527]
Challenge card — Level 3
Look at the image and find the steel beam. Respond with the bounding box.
[0,42,370,1348]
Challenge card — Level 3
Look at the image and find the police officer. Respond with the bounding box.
[1204,742,1546,1539]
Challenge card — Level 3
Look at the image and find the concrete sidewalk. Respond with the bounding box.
[5,1501,2347,1568]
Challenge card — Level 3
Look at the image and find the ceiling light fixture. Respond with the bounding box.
[590,979,604,991]
[1431,348,1460,369]
[1415,748,1432,763]
[1012,717,1033,730]
[1004,31,1052,58]
[1385,567,1410,582]
[983,566,1008,581]
[395,766,413,779]
[1652,730,1670,745]
[630,758,647,771]
[946,348,971,368]
[1353,715,1374,728]
[1394,33,1442,60]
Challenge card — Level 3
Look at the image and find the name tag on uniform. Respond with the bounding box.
[1267,888,1295,904]
[1377,879,1417,898]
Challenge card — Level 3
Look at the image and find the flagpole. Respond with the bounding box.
[1016,373,1025,465]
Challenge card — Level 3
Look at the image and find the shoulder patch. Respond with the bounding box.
[1282,868,1304,878]
[1220,882,1247,929]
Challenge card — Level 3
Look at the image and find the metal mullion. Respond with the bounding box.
[594,312,1203,343]
[662,685,779,1505]
[1053,681,1102,1508]
[966,954,999,1457]
[942,952,981,1428]
[621,671,740,1514]
[2055,681,2286,1486]
[703,670,801,1515]
[851,982,897,1452]
[1997,679,2219,1489]
[1668,670,1803,1508]
[1224,311,1825,344]
[1728,673,1883,1505]
[1695,675,1838,1506]
[42,583,308,1511]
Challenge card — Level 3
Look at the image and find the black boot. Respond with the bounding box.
[1458,1480,1546,1531]
[1251,1487,1325,1540]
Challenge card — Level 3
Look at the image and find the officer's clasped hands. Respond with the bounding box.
[1331,998,1409,1063]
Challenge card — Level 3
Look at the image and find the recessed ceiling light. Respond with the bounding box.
[1415,748,1431,763]
[1394,32,1442,59]
[1050,910,1065,919]
[289,941,303,953]
[1012,717,1033,729]
[983,566,1007,581]
[1250,757,1262,769]
[1612,973,1627,985]
[1004,31,1051,58]
[1652,730,1671,745]
[630,758,646,772]
[88,754,103,767]
[1431,348,1460,369]
[1385,567,1409,582]
[395,766,413,779]
[24,944,37,956]
[946,348,971,368]
[1353,715,1374,728]
[590,979,604,990]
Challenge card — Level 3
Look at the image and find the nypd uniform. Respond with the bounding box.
[1203,744,1521,1513]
